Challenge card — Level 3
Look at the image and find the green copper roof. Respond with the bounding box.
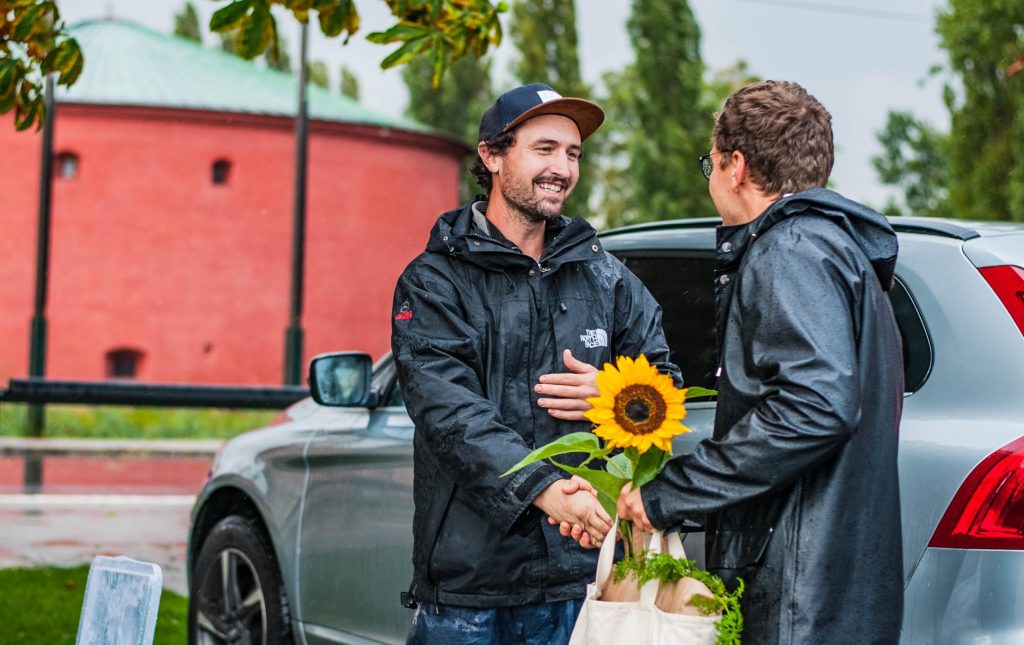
[59,18,430,134]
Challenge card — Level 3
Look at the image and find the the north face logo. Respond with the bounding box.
[580,329,608,349]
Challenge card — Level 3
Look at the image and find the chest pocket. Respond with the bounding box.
[550,267,614,370]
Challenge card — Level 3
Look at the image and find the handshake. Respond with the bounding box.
[533,475,654,548]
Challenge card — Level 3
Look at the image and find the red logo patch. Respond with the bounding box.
[395,301,413,320]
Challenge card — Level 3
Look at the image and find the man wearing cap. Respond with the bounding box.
[391,83,680,643]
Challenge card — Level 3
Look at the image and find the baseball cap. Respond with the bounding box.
[478,83,605,142]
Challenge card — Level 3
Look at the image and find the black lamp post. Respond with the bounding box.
[283,21,309,385]
[25,73,56,491]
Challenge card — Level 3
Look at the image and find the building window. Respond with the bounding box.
[56,152,79,179]
[212,159,231,185]
[106,349,143,380]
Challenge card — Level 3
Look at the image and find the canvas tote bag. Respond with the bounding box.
[568,522,719,645]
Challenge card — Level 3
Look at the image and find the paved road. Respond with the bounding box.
[0,454,212,596]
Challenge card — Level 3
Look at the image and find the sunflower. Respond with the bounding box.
[584,354,690,454]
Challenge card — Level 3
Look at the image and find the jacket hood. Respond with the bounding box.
[752,188,898,290]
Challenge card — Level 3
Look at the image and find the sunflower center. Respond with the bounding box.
[625,399,651,424]
[613,384,668,436]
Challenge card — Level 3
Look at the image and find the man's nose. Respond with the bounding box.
[548,152,571,178]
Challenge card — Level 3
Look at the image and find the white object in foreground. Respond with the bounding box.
[76,556,163,645]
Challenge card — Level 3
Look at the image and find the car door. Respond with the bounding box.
[296,357,415,644]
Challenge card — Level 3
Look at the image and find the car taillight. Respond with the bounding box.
[930,436,1024,550]
[979,265,1024,338]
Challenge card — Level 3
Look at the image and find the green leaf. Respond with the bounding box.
[0,60,18,97]
[685,386,718,399]
[210,0,253,32]
[500,432,601,477]
[237,2,274,59]
[379,35,430,70]
[12,2,52,41]
[555,463,629,518]
[366,23,429,45]
[632,446,667,488]
[317,0,358,38]
[56,44,83,86]
[607,453,633,479]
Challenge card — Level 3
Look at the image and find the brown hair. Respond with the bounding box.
[713,80,834,194]
[469,130,517,193]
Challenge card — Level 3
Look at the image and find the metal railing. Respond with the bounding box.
[0,378,309,492]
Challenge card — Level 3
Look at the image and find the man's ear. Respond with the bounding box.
[478,141,502,174]
[729,150,748,192]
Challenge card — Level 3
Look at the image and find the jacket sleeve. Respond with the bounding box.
[391,262,562,535]
[612,260,684,387]
[642,233,864,529]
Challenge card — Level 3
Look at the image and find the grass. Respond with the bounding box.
[0,403,276,440]
[0,565,187,644]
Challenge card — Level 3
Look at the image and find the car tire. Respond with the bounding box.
[189,515,293,645]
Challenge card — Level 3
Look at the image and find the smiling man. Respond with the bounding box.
[391,84,680,644]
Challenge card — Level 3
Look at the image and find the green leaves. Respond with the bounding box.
[501,432,602,477]
[41,38,82,85]
[632,446,669,488]
[205,0,503,87]
[1,1,81,131]
[318,0,358,39]
[210,0,253,31]
[685,386,717,400]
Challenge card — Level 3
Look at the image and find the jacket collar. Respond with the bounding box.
[426,200,602,271]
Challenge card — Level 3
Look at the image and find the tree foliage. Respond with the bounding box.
[211,0,505,88]
[307,60,328,88]
[936,0,1024,221]
[173,2,203,43]
[603,0,712,226]
[872,110,950,217]
[264,32,292,72]
[509,0,596,218]
[0,1,83,130]
[403,50,491,199]
[340,64,359,99]
[3,0,504,130]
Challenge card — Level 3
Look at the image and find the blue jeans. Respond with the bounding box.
[406,598,584,645]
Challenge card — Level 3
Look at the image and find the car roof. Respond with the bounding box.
[600,216,1024,242]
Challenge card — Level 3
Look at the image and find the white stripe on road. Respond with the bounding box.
[0,494,196,508]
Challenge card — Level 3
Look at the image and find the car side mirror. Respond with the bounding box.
[308,352,373,407]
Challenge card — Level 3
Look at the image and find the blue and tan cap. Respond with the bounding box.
[478,83,605,143]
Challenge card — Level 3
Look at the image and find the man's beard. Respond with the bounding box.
[501,172,572,224]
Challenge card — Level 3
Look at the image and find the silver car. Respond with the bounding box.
[187,217,1024,645]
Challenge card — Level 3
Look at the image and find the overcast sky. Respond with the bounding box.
[61,0,949,209]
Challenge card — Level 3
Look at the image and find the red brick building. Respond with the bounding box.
[0,19,466,385]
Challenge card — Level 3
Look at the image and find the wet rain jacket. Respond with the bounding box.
[392,200,680,608]
[642,188,905,644]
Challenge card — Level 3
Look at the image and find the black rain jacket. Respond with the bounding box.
[392,200,680,608]
[642,188,905,644]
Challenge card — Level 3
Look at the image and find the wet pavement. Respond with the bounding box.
[0,454,213,596]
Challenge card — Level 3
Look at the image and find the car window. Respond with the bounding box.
[888,277,931,393]
[615,253,719,391]
[616,254,931,395]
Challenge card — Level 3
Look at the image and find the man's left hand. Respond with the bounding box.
[617,483,654,533]
[535,349,598,421]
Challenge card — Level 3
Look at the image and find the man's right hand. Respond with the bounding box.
[534,476,612,548]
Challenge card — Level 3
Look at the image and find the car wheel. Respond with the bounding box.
[189,515,292,645]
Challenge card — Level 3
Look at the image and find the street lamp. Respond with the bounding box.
[283,20,310,385]
[26,73,56,491]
